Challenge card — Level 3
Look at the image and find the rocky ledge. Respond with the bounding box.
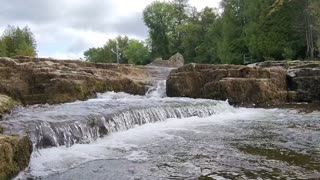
[253,60,320,103]
[166,64,289,107]
[0,56,150,105]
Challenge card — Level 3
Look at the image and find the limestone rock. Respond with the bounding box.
[0,57,150,105]
[0,95,15,118]
[166,64,288,106]
[147,53,184,68]
[0,135,32,179]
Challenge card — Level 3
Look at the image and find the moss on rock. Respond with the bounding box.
[0,135,32,179]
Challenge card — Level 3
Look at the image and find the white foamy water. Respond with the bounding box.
[5,67,320,179]
[16,107,320,179]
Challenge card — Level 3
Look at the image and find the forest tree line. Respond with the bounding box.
[85,0,320,65]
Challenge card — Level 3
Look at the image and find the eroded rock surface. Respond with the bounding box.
[0,95,14,118]
[253,60,320,102]
[0,56,150,105]
[167,64,288,106]
[0,135,32,179]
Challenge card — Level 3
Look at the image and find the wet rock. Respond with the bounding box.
[147,53,184,68]
[0,135,32,179]
[166,64,288,106]
[0,57,150,105]
[0,95,15,118]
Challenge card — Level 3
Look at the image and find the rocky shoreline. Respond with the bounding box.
[167,61,320,107]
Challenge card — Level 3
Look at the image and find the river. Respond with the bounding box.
[1,67,319,179]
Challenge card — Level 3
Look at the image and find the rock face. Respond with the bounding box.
[0,95,14,118]
[253,60,320,102]
[287,63,320,102]
[167,64,288,106]
[0,135,32,179]
[0,56,150,105]
[147,53,184,68]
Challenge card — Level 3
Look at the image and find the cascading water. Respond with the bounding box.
[0,67,233,148]
[1,66,319,179]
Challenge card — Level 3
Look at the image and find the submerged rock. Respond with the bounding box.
[0,57,150,105]
[166,64,288,106]
[0,135,32,179]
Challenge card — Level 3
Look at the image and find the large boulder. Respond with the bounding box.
[0,57,151,105]
[0,135,32,179]
[147,53,184,68]
[167,64,288,106]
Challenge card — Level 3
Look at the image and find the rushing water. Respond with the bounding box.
[0,67,319,179]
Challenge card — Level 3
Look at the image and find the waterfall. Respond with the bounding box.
[0,67,234,149]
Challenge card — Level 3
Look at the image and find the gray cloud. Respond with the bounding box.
[114,13,148,38]
[0,0,116,31]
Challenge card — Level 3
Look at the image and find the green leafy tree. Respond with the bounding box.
[107,36,129,63]
[218,0,247,64]
[178,7,219,63]
[124,40,150,65]
[1,25,37,57]
[0,39,6,57]
[84,47,112,63]
[143,1,175,59]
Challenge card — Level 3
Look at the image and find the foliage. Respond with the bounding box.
[0,25,37,57]
[143,1,175,59]
[85,0,320,65]
[123,40,150,65]
[84,36,150,64]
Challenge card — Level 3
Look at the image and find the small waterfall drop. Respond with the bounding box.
[0,67,234,149]
[145,80,167,98]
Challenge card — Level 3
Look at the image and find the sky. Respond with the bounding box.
[0,0,221,59]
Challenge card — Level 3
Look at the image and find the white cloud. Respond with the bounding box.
[0,0,221,59]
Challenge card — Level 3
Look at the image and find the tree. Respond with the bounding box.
[0,39,6,57]
[124,40,150,65]
[178,7,220,63]
[84,36,151,65]
[218,0,247,64]
[107,36,129,63]
[84,47,112,63]
[0,25,37,57]
[143,1,175,59]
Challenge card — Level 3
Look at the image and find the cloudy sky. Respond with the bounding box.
[1,0,221,59]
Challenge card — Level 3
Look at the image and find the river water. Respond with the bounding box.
[1,67,319,179]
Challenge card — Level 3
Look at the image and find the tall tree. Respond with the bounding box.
[143,1,175,59]
[218,0,247,64]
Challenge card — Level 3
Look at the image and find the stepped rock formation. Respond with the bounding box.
[166,64,288,106]
[0,135,32,179]
[0,56,150,105]
[253,60,320,102]
[147,53,184,68]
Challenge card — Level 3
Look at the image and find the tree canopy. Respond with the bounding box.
[84,36,151,65]
[0,25,37,57]
[85,0,320,65]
